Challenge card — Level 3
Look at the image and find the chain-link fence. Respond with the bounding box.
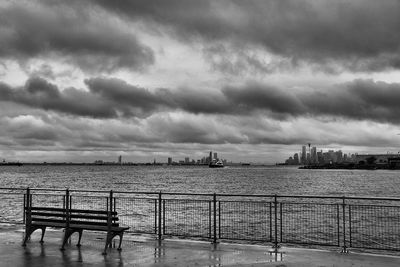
[2,187,400,252]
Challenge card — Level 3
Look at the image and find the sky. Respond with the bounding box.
[1,0,400,164]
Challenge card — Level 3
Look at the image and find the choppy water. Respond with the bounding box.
[1,165,400,197]
[2,165,400,251]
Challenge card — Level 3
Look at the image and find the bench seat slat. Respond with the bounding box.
[32,218,120,227]
[31,221,129,231]
[30,212,119,221]
[29,207,117,215]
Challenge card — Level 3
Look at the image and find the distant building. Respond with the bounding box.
[118,155,122,165]
[336,150,343,163]
[301,146,306,164]
[317,151,323,164]
[355,154,395,165]
[168,157,172,165]
[213,153,218,160]
[185,157,190,164]
[311,147,317,164]
[293,153,299,164]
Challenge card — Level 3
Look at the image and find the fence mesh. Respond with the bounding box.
[70,195,108,211]
[349,205,400,250]
[219,201,272,241]
[2,188,400,252]
[163,199,211,238]
[280,202,340,246]
[31,193,65,209]
[0,190,24,224]
[115,197,157,234]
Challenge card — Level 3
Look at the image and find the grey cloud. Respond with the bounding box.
[223,79,400,124]
[84,78,171,116]
[222,83,304,115]
[2,77,400,124]
[0,3,154,72]
[203,44,298,76]
[0,77,117,118]
[29,64,56,80]
[84,77,233,116]
[94,0,400,72]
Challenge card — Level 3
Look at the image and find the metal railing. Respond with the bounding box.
[1,187,400,252]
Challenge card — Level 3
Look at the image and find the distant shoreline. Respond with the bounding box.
[0,162,269,167]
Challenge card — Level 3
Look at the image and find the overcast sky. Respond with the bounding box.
[1,0,400,163]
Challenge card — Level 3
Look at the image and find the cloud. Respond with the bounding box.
[223,80,400,124]
[84,77,171,116]
[3,77,400,124]
[0,77,117,118]
[93,0,400,72]
[0,2,154,72]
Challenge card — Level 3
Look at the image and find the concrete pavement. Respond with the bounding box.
[1,225,400,266]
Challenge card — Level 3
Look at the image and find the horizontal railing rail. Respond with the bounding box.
[1,187,400,252]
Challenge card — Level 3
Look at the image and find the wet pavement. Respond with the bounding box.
[1,225,400,266]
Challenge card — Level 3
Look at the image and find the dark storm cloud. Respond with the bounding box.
[2,77,400,124]
[0,3,154,72]
[84,77,233,115]
[93,0,400,72]
[223,80,400,124]
[0,77,117,118]
[222,84,304,115]
[84,78,171,115]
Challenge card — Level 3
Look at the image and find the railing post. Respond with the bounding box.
[65,188,70,228]
[154,199,157,234]
[273,194,280,251]
[336,203,340,247]
[349,204,352,248]
[208,201,212,239]
[218,201,221,240]
[108,190,113,230]
[23,187,28,224]
[162,199,165,235]
[213,193,217,244]
[158,191,162,240]
[341,196,348,253]
[25,187,30,225]
[269,202,272,242]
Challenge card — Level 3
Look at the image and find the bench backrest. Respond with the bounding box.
[24,189,119,229]
[27,207,120,227]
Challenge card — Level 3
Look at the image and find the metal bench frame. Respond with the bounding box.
[22,189,129,255]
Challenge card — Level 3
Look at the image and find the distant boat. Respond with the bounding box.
[0,162,23,166]
[209,159,224,168]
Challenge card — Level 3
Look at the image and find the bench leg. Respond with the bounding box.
[102,232,114,255]
[61,228,75,251]
[22,228,31,247]
[39,227,46,243]
[117,232,124,251]
[76,229,83,247]
[23,226,45,246]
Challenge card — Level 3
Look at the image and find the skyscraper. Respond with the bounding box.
[294,153,299,165]
[118,155,122,165]
[311,147,317,164]
[301,146,306,164]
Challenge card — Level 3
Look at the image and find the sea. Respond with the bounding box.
[2,165,400,251]
[1,164,400,197]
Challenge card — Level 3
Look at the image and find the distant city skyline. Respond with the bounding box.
[1,1,400,164]
[284,145,400,166]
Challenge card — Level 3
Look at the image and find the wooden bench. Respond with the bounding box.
[22,189,129,255]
